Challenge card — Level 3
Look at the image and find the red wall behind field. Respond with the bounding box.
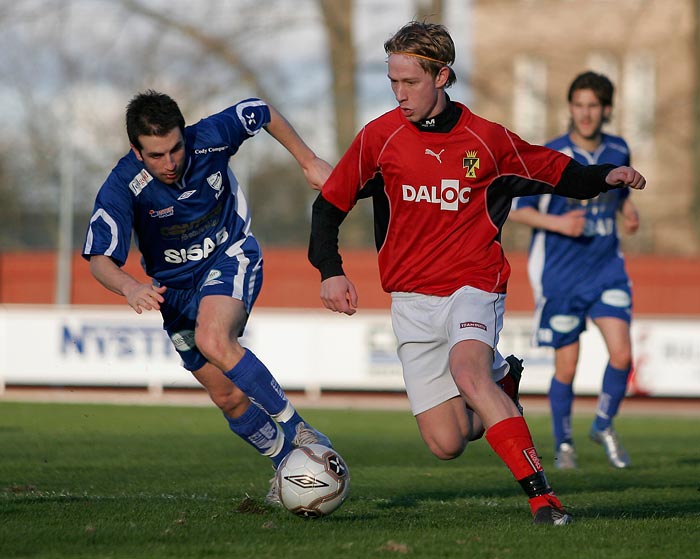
[1,249,698,315]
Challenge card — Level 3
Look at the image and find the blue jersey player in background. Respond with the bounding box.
[83,91,333,503]
[510,72,640,470]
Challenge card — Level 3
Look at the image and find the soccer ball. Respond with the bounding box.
[276,443,350,518]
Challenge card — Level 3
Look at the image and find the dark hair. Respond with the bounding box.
[567,71,614,107]
[384,21,457,88]
[125,90,186,150]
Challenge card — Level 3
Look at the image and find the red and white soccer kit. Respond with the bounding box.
[320,102,572,297]
[311,100,621,522]
[312,101,617,415]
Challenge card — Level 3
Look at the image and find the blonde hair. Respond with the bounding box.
[384,21,457,88]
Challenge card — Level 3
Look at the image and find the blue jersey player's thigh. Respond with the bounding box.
[198,241,264,315]
[587,281,632,323]
[159,245,264,372]
[535,294,589,350]
[160,286,208,372]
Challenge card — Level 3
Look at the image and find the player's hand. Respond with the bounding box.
[303,156,334,191]
[123,283,167,314]
[555,209,586,237]
[621,199,640,234]
[606,166,646,190]
[320,275,358,316]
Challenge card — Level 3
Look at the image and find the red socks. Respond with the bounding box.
[486,416,563,514]
[485,416,543,479]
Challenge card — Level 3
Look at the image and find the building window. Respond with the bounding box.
[586,52,620,135]
[622,52,656,151]
[512,55,547,144]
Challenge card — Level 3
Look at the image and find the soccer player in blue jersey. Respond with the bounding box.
[83,91,333,502]
[510,72,640,469]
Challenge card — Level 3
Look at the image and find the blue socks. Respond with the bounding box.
[594,363,631,430]
[549,363,630,448]
[224,402,292,468]
[549,377,574,448]
[223,348,304,443]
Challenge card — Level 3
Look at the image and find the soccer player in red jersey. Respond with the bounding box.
[309,21,646,525]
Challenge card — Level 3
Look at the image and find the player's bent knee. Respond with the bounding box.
[194,332,228,363]
[425,437,466,460]
[209,389,249,416]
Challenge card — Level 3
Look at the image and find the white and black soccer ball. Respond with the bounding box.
[276,443,350,518]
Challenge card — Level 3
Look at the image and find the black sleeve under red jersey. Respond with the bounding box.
[556,161,617,198]
[309,194,348,280]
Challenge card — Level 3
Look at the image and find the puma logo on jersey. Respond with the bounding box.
[425,148,445,163]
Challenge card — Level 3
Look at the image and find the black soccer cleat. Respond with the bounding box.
[533,505,574,525]
[501,355,524,415]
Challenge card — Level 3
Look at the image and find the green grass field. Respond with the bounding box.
[1,400,698,558]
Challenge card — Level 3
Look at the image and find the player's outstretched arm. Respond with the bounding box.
[320,275,358,316]
[509,206,586,237]
[554,161,646,200]
[263,103,333,191]
[605,166,646,190]
[89,255,166,314]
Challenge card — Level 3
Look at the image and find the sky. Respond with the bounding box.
[0,0,474,209]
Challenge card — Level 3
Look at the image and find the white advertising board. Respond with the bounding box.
[1,305,699,397]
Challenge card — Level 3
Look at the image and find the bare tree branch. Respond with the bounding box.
[118,0,273,102]
[318,0,357,156]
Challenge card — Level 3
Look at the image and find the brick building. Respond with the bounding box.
[470,0,699,255]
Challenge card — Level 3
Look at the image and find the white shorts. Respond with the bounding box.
[391,285,509,416]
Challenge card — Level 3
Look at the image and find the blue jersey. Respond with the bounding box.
[512,132,631,299]
[83,99,270,288]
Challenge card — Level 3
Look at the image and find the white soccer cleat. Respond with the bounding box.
[265,471,282,506]
[292,421,333,449]
[589,425,631,468]
[554,442,578,470]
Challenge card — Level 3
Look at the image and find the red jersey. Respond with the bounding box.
[321,103,572,296]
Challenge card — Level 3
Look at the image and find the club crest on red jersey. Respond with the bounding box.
[463,150,480,179]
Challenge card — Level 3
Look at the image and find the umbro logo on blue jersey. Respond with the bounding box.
[244,112,256,125]
[177,190,197,201]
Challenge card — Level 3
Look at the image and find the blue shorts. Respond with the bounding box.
[533,280,632,349]
[159,240,263,371]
